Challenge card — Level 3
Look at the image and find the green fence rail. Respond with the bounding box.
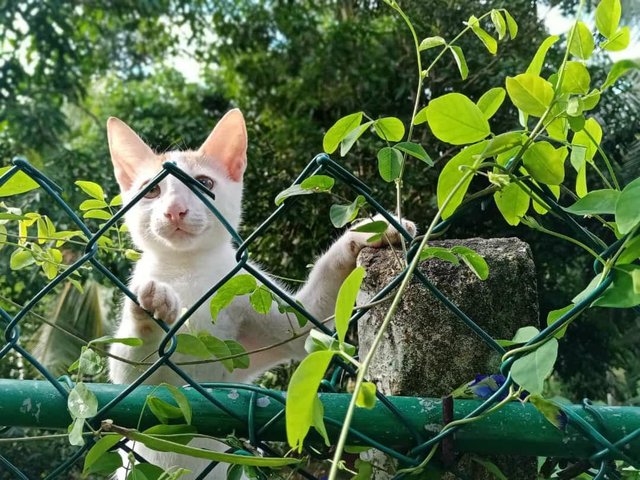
[1,154,639,479]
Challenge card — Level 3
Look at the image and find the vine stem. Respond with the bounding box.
[327,162,480,480]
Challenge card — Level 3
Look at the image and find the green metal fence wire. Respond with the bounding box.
[0,153,638,479]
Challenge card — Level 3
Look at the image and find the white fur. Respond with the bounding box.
[106,111,415,478]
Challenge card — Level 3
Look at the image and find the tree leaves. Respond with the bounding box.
[565,189,619,215]
[0,167,40,197]
[275,175,335,206]
[596,0,621,38]
[505,73,553,117]
[286,350,334,452]
[568,22,594,60]
[616,177,640,234]
[377,147,403,182]
[602,60,639,90]
[323,112,363,154]
[423,93,491,145]
[494,183,530,226]
[511,338,558,394]
[449,46,468,80]
[522,142,567,186]
[477,87,506,120]
[335,266,366,343]
[373,117,405,142]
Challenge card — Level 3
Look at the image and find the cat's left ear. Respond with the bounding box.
[198,109,247,182]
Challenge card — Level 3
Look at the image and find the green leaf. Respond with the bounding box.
[602,60,639,90]
[89,335,143,347]
[68,417,86,446]
[571,117,602,166]
[10,248,35,270]
[148,396,185,424]
[351,220,388,234]
[437,141,488,219]
[449,45,468,80]
[569,22,594,60]
[250,285,273,315]
[526,35,559,76]
[582,89,601,110]
[529,395,567,430]
[503,10,518,38]
[547,304,575,339]
[490,10,507,40]
[394,142,433,165]
[131,463,167,480]
[83,434,124,474]
[615,178,640,234]
[560,62,590,95]
[75,181,105,200]
[85,452,122,476]
[335,266,365,343]
[511,338,558,394]
[494,182,530,226]
[121,427,299,467]
[323,112,363,154]
[602,26,630,51]
[419,246,459,264]
[79,199,109,211]
[224,340,249,369]
[83,209,112,220]
[356,382,377,409]
[506,73,554,117]
[596,0,621,38]
[340,121,373,157]
[68,382,98,419]
[286,350,335,452]
[175,333,212,359]
[330,195,366,228]
[483,132,524,157]
[565,189,620,215]
[0,224,6,251]
[125,249,142,261]
[476,87,506,120]
[110,194,123,207]
[274,176,335,206]
[522,142,567,185]
[210,274,257,320]
[300,175,335,191]
[426,93,491,145]
[419,36,446,50]
[377,147,403,182]
[162,383,192,425]
[198,332,233,372]
[593,266,640,308]
[304,329,344,354]
[373,117,405,142]
[468,16,497,54]
[618,236,640,265]
[312,396,330,446]
[451,246,489,280]
[78,347,104,376]
[512,326,540,343]
[0,167,39,197]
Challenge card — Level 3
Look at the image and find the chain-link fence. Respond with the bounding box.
[1,154,639,479]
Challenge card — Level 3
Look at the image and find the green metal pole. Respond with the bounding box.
[1,379,639,459]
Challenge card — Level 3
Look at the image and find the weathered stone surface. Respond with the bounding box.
[357,237,538,480]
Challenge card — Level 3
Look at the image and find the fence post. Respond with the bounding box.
[357,237,539,479]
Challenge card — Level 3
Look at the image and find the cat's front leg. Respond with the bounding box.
[295,215,416,328]
[128,280,181,336]
[109,280,181,385]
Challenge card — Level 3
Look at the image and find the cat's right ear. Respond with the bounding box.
[107,117,157,192]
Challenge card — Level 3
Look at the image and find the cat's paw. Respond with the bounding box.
[349,214,417,249]
[129,281,180,335]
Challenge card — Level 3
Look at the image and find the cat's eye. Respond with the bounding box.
[196,176,214,190]
[144,184,161,199]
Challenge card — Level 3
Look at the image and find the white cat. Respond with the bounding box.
[106,109,415,478]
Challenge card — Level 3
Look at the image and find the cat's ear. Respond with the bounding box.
[107,117,158,191]
[198,109,247,182]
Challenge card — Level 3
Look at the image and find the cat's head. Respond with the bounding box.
[106,109,247,255]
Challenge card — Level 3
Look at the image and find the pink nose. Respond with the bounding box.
[164,205,188,223]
